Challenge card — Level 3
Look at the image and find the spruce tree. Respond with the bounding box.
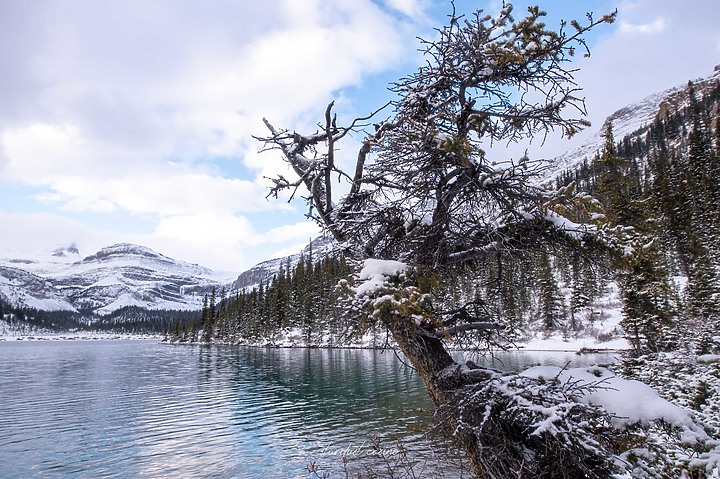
[202,288,216,343]
[595,122,634,225]
[199,294,209,340]
[536,251,565,332]
[569,257,595,330]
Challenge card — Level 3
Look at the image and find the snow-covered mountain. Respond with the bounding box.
[549,65,720,176]
[0,243,225,314]
[232,235,337,291]
[0,265,77,311]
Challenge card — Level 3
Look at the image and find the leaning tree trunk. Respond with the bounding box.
[383,314,618,479]
[382,315,488,475]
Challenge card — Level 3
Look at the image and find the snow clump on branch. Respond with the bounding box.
[351,259,408,296]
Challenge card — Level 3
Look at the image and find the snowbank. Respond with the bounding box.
[1,333,162,341]
[519,335,629,352]
[698,354,720,364]
[520,366,706,438]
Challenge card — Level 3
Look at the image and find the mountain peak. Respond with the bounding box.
[1,242,224,314]
[81,243,167,263]
[52,242,80,258]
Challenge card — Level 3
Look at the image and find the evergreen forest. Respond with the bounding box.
[170,78,720,363]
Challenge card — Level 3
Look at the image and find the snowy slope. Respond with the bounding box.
[52,244,221,314]
[0,265,77,311]
[232,234,337,291]
[549,65,720,177]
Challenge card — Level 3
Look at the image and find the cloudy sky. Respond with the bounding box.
[1,0,718,274]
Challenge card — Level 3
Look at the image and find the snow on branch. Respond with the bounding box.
[351,258,408,296]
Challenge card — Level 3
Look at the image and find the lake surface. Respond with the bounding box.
[0,341,619,478]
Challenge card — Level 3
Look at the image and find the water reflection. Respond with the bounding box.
[0,341,617,478]
[0,342,441,478]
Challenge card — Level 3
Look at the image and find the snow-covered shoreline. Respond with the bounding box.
[0,333,162,342]
[1,326,629,354]
[165,327,629,354]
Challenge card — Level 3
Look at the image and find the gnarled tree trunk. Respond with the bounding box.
[383,314,617,479]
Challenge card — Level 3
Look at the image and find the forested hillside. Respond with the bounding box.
[0,294,197,337]
[171,255,353,344]
[178,74,720,359]
[556,77,720,356]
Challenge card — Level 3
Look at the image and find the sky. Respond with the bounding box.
[1,0,719,275]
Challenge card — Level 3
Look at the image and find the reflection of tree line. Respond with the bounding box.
[0,296,198,335]
[192,346,430,429]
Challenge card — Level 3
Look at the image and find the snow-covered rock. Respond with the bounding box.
[0,265,77,312]
[231,234,336,291]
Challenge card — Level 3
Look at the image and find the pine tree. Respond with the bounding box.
[173,320,183,341]
[620,241,676,355]
[569,257,595,330]
[595,122,635,225]
[202,288,216,343]
[536,251,566,332]
[199,294,209,341]
[686,238,720,340]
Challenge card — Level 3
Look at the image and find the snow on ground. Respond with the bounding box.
[698,354,720,363]
[0,332,162,341]
[519,334,629,352]
[225,326,392,350]
[521,363,720,477]
[521,365,704,432]
[517,280,628,352]
[0,290,77,312]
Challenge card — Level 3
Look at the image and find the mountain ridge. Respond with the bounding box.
[0,242,224,315]
[549,65,720,176]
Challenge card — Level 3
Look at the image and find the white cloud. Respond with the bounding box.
[264,221,322,245]
[0,209,283,273]
[0,210,110,259]
[154,214,254,242]
[384,0,429,20]
[0,0,422,272]
[0,0,412,174]
[1,121,277,218]
[620,17,667,35]
[580,0,720,115]
[44,174,272,215]
[2,123,86,182]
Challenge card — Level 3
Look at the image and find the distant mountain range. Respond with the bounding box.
[0,243,223,314]
[3,66,718,316]
[0,237,337,316]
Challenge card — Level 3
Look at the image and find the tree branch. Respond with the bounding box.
[436,321,505,337]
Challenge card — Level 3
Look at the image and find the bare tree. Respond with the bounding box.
[256,4,622,478]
